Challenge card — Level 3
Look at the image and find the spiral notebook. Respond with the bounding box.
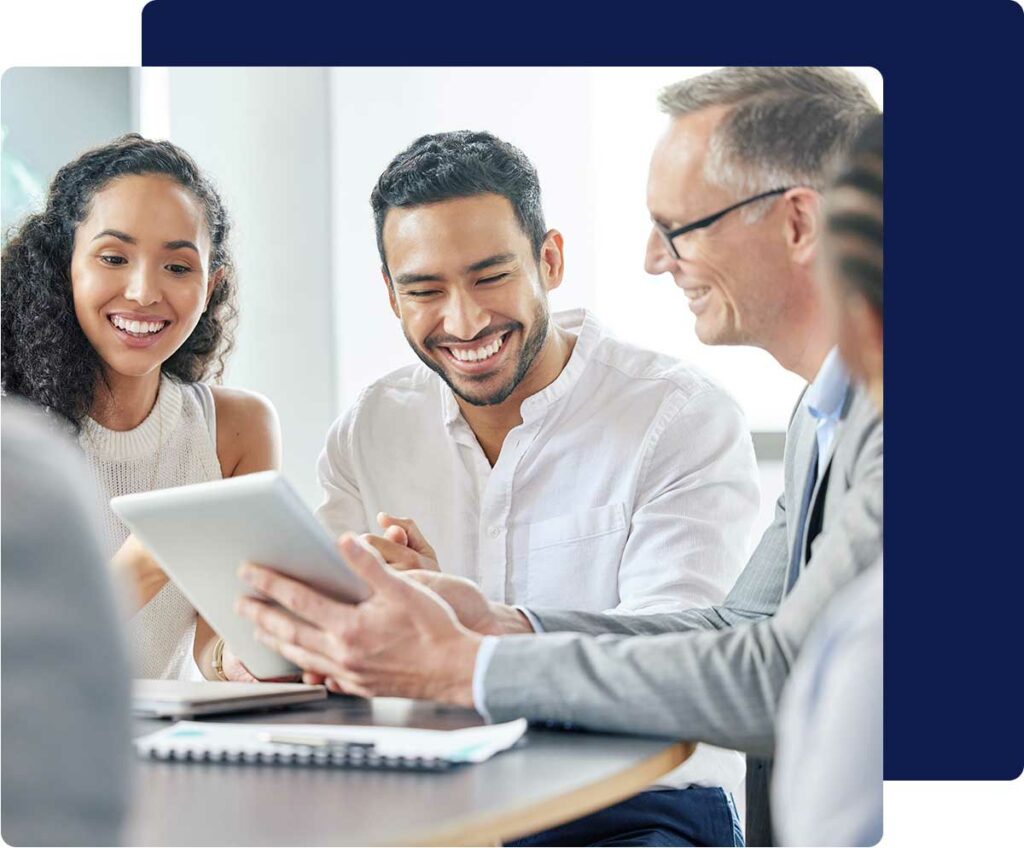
[135,718,527,771]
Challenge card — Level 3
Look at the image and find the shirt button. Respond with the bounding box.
[488,526,502,538]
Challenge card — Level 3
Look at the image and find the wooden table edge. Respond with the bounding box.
[402,739,695,847]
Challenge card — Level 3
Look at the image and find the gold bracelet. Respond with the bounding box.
[211,638,228,681]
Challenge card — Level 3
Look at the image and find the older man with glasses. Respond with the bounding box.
[237,67,884,847]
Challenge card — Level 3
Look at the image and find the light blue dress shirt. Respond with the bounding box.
[804,347,850,482]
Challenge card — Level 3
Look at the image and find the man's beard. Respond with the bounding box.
[406,302,550,407]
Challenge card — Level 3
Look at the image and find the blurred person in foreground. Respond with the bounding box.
[1,399,133,846]
[772,114,884,848]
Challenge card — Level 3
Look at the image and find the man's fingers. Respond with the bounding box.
[383,525,409,546]
[360,534,424,571]
[235,596,335,657]
[338,535,416,600]
[377,513,437,559]
[253,629,337,678]
[405,569,446,589]
[238,562,353,627]
[325,674,373,699]
[368,525,440,572]
[252,622,372,699]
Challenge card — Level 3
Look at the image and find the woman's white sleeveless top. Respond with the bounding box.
[80,375,222,679]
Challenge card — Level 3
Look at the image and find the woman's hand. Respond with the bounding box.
[221,647,259,682]
[110,533,168,612]
[196,617,300,683]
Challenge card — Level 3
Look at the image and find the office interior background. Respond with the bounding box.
[1,66,883,530]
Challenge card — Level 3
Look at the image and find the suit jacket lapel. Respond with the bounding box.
[800,386,857,568]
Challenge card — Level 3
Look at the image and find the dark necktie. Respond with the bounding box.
[785,442,819,594]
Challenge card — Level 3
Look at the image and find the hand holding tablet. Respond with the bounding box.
[112,472,368,680]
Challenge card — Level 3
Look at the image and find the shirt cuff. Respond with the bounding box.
[515,606,545,633]
[471,635,500,722]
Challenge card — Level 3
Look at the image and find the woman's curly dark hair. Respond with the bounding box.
[1,133,237,429]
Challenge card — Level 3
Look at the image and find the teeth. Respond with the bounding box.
[449,333,504,363]
[685,287,711,301]
[111,315,166,335]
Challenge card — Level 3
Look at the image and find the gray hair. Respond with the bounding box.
[658,67,880,220]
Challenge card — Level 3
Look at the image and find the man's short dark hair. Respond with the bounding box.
[370,130,547,277]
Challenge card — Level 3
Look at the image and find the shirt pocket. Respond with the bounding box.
[512,503,629,609]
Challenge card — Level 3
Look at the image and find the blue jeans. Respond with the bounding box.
[508,787,745,847]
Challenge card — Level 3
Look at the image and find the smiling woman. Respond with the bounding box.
[1,134,281,681]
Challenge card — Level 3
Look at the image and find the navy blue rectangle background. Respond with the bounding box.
[142,0,1024,780]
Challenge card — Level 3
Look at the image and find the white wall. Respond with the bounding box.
[1,67,132,230]
[163,68,336,506]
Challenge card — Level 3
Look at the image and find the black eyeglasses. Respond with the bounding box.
[654,187,793,259]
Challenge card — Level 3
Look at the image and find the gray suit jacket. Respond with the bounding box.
[482,386,882,841]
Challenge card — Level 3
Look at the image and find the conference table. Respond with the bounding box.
[126,694,694,846]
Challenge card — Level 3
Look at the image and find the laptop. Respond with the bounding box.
[133,679,327,719]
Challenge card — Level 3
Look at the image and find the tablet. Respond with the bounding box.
[111,471,369,679]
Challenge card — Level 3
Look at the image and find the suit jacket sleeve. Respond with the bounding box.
[482,413,882,756]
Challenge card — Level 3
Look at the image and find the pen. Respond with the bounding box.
[257,731,376,751]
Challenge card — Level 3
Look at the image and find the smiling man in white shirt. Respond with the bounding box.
[315,130,759,846]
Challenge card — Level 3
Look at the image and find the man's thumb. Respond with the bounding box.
[384,524,409,546]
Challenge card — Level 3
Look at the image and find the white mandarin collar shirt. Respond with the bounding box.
[439,307,597,434]
[317,308,758,613]
[316,308,760,793]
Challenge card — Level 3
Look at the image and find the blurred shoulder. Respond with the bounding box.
[2,397,92,506]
